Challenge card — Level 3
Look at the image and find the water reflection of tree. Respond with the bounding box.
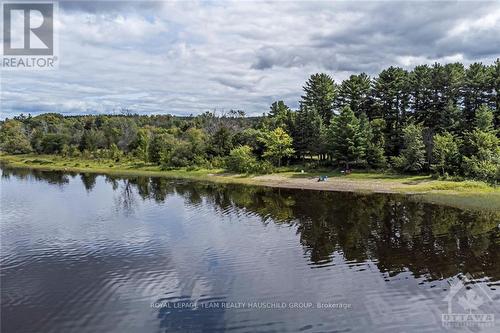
[1,166,73,185]
[80,173,98,191]
[114,179,136,215]
[150,181,500,281]
[4,166,500,281]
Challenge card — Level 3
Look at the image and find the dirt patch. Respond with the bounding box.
[251,174,400,193]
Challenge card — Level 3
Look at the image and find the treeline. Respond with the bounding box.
[1,60,499,181]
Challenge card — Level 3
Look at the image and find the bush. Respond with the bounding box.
[226,145,257,173]
[167,142,191,167]
[40,133,68,154]
[463,157,500,183]
[0,119,32,154]
[461,129,500,182]
[254,160,275,174]
[390,155,406,171]
[209,156,226,169]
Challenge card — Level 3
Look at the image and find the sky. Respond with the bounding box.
[1,0,499,117]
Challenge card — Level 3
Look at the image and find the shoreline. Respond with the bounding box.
[1,154,499,212]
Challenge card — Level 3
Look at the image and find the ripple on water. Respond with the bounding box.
[1,169,500,333]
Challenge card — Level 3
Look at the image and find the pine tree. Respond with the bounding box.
[328,106,365,169]
[442,63,465,105]
[463,63,492,126]
[474,104,495,132]
[268,101,294,131]
[364,118,387,168]
[441,101,462,135]
[409,64,432,123]
[300,73,336,124]
[489,58,500,128]
[292,106,323,160]
[372,66,410,156]
[336,73,371,117]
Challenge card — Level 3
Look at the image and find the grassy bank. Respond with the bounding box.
[1,154,499,212]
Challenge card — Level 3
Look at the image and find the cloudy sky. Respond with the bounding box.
[1,0,499,117]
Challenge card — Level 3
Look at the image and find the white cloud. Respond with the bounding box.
[1,0,499,118]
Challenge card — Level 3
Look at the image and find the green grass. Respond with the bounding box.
[1,154,499,211]
[0,154,249,184]
[411,192,500,211]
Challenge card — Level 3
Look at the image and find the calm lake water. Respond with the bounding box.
[1,166,499,333]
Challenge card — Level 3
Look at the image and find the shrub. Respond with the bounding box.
[226,145,257,173]
[209,156,226,169]
[254,160,275,174]
[463,157,500,183]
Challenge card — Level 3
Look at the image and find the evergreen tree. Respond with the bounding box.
[463,62,491,126]
[267,101,294,131]
[300,73,336,124]
[336,73,371,117]
[372,66,410,156]
[328,106,365,169]
[441,63,465,106]
[489,58,500,128]
[364,118,387,168]
[148,130,176,164]
[79,129,106,151]
[475,104,495,132]
[428,62,447,128]
[440,101,462,135]
[409,64,432,123]
[1,59,498,180]
[209,127,233,157]
[292,106,323,160]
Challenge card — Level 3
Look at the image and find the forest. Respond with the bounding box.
[1,60,499,182]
